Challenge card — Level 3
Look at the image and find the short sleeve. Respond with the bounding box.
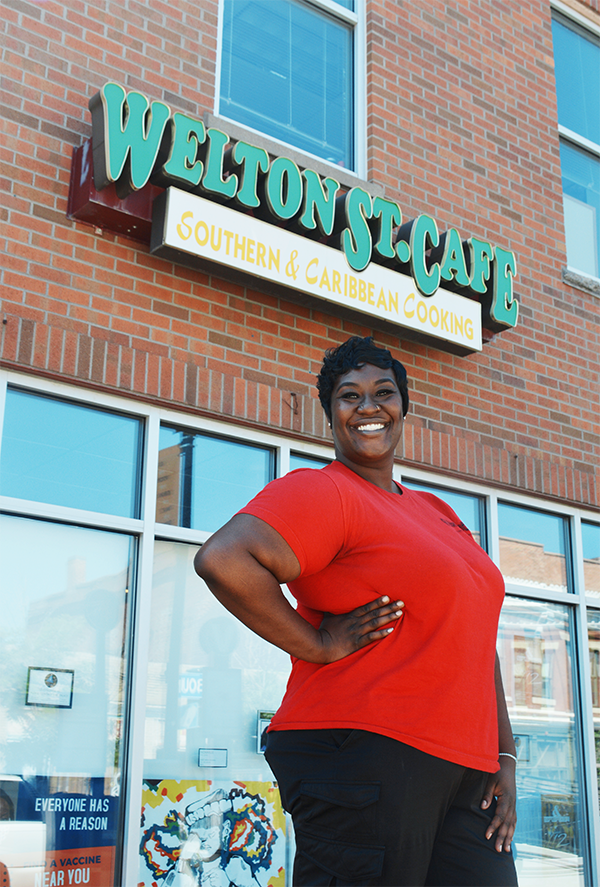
[238,468,346,576]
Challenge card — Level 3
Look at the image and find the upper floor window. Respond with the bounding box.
[219,0,358,171]
[552,13,600,279]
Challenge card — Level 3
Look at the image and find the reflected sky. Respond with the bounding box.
[0,389,141,517]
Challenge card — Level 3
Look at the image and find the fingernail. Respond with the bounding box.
[386,627,394,633]
[381,595,389,603]
[481,799,488,808]
[486,832,492,840]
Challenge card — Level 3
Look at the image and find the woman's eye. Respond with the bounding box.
[377,389,394,396]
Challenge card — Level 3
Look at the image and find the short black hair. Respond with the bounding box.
[316,336,409,422]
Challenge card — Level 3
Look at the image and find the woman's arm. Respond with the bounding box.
[194,513,404,664]
[480,653,517,853]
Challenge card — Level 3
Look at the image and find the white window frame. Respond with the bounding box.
[1,368,599,885]
[551,1,600,285]
[214,0,366,179]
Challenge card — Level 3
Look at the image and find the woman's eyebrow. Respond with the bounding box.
[337,376,396,390]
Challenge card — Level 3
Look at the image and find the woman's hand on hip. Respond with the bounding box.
[317,596,404,662]
[481,755,517,853]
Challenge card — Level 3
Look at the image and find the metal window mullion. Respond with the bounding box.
[487,492,501,567]
[122,408,161,885]
[572,515,600,886]
[353,0,366,178]
[552,0,600,39]
[0,372,8,447]
[559,125,600,158]
[278,442,292,478]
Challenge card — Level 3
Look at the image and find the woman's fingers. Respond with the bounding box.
[356,597,404,630]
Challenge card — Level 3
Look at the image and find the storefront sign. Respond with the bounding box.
[152,188,482,351]
[87,82,520,352]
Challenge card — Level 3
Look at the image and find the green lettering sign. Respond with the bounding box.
[88,83,520,335]
[154,113,206,188]
[265,157,303,220]
[230,142,269,208]
[89,82,170,197]
[201,128,238,200]
[341,188,373,273]
[409,215,440,297]
[299,170,340,237]
[483,247,518,330]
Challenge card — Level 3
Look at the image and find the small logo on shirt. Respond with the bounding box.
[440,518,470,533]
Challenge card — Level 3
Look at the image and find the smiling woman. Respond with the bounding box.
[194,336,518,887]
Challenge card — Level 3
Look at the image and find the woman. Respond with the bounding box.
[194,336,517,887]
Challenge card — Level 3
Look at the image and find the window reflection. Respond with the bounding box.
[289,453,330,472]
[220,0,354,169]
[498,597,584,886]
[0,514,133,885]
[402,481,485,548]
[588,609,600,812]
[582,521,600,599]
[140,542,291,884]
[156,426,274,531]
[498,503,570,592]
[0,389,141,517]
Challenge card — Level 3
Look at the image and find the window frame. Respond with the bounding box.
[551,1,600,285]
[214,0,366,179]
[1,367,599,885]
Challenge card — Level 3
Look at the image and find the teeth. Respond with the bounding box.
[357,423,385,431]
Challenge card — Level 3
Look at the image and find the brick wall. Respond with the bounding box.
[1,0,599,508]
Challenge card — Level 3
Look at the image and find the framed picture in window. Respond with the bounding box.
[26,667,74,708]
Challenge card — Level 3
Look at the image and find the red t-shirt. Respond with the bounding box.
[239,461,505,772]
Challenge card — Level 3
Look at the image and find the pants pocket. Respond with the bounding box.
[292,780,384,884]
[294,830,385,885]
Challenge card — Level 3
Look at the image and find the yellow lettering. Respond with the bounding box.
[246,238,255,264]
[454,314,463,336]
[358,279,367,302]
[210,225,221,250]
[349,276,357,299]
[417,300,427,323]
[441,309,449,331]
[234,234,246,260]
[368,282,375,305]
[194,220,209,246]
[256,242,267,268]
[389,291,398,313]
[319,266,331,291]
[465,318,474,340]
[268,247,280,272]
[377,288,387,310]
[429,305,439,327]
[177,211,193,240]
[306,257,319,284]
[332,270,342,294]
[223,230,234,255]
[404,294,415,318]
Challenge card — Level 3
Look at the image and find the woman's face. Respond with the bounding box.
[330,363,404,471]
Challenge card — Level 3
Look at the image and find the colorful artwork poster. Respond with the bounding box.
[139,779,287,887]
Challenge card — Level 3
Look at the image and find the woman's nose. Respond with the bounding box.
[357,396,380,412]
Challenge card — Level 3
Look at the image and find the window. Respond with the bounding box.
[2,374,600,884]
[156,424,274,531]
[219,0,359,171]
[552,13,600,279]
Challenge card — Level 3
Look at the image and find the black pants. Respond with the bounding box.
[265,729,518,887]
